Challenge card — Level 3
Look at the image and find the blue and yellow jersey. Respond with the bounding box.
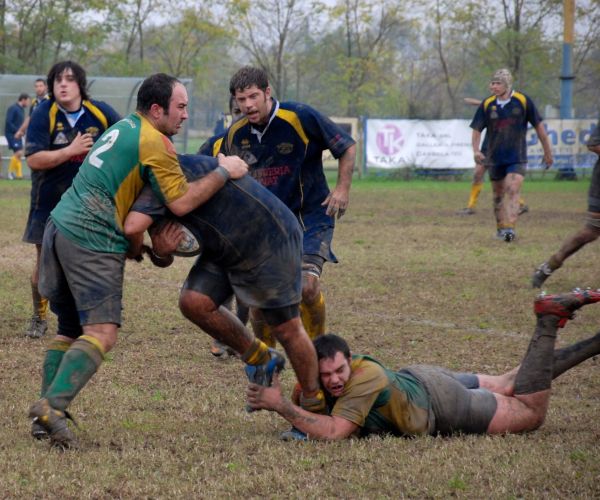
[221,100,355,216]
[29,94,49,115]
[51,112,189,253]
[470,91,543,167]
[328,355,431,437]
[197,133,225,157]
[25,98,121,214]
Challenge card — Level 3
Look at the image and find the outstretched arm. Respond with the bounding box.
[246,373,358,440]
[534,122,553,168]
[322,144,355,219]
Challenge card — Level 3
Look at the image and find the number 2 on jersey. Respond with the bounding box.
[88,129,120,168]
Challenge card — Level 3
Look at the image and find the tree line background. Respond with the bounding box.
[1,0,599,130]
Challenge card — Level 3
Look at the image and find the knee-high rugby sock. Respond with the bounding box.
[241,338,271,365]
[40,339,71,397]
[300,292,326,340]
[552,331,600,379]
[45,335,105,411]
[250,316,276,348]
[467,183,483,209]
[514,315,559,395]
[31,281,49,320]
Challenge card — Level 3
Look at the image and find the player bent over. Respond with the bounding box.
[248,289,600,439]
[124,154,325,416]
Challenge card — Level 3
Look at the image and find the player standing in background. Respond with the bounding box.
[222,66,356,346]
[532,118,600,287]
[22,61,121,339]
[470,69,553,242]
[4,93,30,179]
[457,100,528,216]
[14,78,49,139]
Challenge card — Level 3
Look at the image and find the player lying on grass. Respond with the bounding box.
[124,153,325,414]
[247,290,600,439]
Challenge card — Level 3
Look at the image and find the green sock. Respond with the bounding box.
[41,340,71,397]
[45,336,104,411]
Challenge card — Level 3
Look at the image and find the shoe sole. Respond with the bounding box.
[534,290,600,327]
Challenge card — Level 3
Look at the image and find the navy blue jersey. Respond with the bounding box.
[470,91,542,167]
[24,98,121,215]
[132,154,302,269]
[30,95,49,116]
[220,100,355,217]
[4,102,26,143]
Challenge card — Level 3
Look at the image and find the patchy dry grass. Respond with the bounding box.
[0,177,599,498]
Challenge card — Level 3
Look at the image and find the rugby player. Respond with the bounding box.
[532,118,600,287]
[470,69,553,242]
[23,61,121,339]
[27,73,247,449]
[222,66,356,343]
[124,153,325,416]
[248,290,600,439]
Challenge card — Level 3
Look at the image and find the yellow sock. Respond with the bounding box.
[250,316,276,348]
[300,292,326,340]
[467,183,483,209]
[241,338,271,365]
[38,297,49,320]
[519,197,526,207]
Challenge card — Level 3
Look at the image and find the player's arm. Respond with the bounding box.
[166,153,248,216]
[27,132,94,170]
[247,374,358,440]
[15,116,30,138]
[472,129,485,164]
[123,212,181,267]
[534,122,553,168]
[322,144,356,219]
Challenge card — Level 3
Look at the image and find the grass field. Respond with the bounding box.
[0,176,599,498]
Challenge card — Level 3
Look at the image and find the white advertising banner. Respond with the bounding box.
[366,118,599,170]
[526,119,597,170]
[366,119,473,170]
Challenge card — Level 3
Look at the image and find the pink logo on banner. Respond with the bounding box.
[376,124,404,155]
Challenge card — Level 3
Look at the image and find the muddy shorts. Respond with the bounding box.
[183,237,302,326]
[403,365,498,435]
[301,211,338,263]
[587,160,600,213]
[488,163,526,181]
[39,220,125,338]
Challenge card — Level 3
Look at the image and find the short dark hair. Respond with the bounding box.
[35,78,45,84]
[229,66,269,96]
[136,73,180,114]
[18,93,29,101]
[47,61,89,101]
[313,334,351,361]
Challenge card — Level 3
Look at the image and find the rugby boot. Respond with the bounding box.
[244,348,285,387]
[456,207,475,216]
[531,262,553,288]
[30,418,49,440]
[503,228,516,242]
[534,289,600,328]
[25,316,48,339]
[28,398,77,449]
[518,204,529,215]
